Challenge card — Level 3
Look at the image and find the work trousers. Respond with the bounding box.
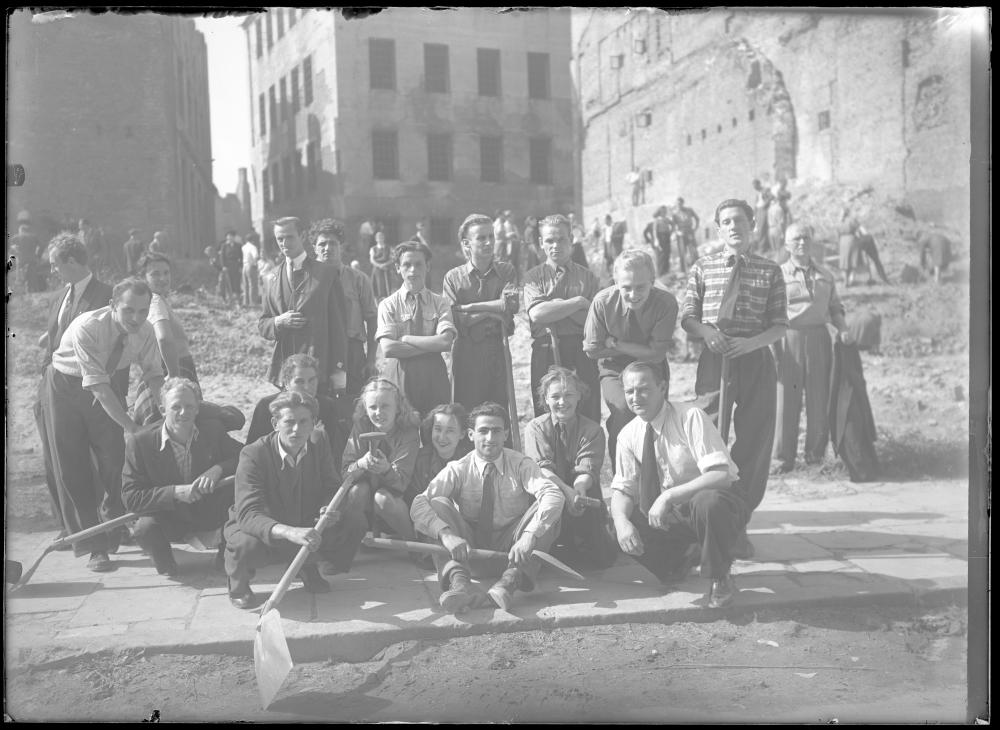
[453,335,509,416]
[132,484,234,571]
[224,509,368,584]
[530,334,601,422]
[553,481,618,571]
[695,347,777,513]
[625,489,748,582]
[653,232,671,275]
[242,264,259,306]
[399,351,450,418]
[39,367,127,555]
[225,266,242,299]
[418,497,560,591]
[772,326,833,469]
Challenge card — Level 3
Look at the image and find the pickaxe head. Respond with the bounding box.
[358,431,387,454]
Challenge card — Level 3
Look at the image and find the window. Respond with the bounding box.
[527,52,550,99]
[480,135,503,183]
[258,92,266,137]
[255,19,262,59]
[266,12,273,49]
[424,43,450,93]
[369,38,396,90]
[427,133,453,181]
[294,149,304,196]
[291,68,300,113]
[272,162,281,204]
[429,217,453,250]
[477,48,501,96]
[280,77,288,121]
[268,85,277,132]
[283,155,293,200]
[276,9,285,39]
[818,110,831,130]
[529,137,551,184]
[303,56,313,106]
[372,130,399,179]
[307,140,321,190]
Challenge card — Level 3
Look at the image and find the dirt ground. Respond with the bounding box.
[5,603,967,723]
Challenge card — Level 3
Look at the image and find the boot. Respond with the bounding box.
[487,568,523,611]
[439,567,477,614]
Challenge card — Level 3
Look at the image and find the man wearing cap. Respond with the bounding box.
[40,277,165,572]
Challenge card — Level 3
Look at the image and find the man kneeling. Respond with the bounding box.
[223,391,367,609]
[410,402,564,613]
[122,377,242,578]
[610,362,748,608]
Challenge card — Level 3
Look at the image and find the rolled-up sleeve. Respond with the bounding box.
[517,457,565,537]
[680,263,705,325]
[410,462,462,540]
[683,407,738,482]
[582,296,607,357]
[649,292,679,351]
[522,271,545,316]
[434,294,457,336]
[375,297,401,341]
[523,420,554,471]
[75,324,112,388]
[610,424,640,502]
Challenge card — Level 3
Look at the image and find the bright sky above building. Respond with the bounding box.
[194,13,253,196]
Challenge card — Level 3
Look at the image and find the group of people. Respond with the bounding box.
[31,195,867,616]
[640,198,701,276]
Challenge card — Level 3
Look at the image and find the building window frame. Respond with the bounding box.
[529,136,552,185]
[266,12,273,50]
[477,47,502,97]
[427,132,453,181]
[527,51,551,100]
[424,43,450,94]
[480,135,504,183]
[255,19,263,59]
[372,129,399,180]
[303,56,313,106]
[369,38,397,91]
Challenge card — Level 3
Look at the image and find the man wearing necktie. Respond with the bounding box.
[410,402,564,613]
[583,249,678,467]
[609,362,747,608]
[772,223,850,473]
[33,234,114,538]
[681,199,788,555]
[523,215,602,421]
[259,217,348,395]
[376,240,457,416]
[40,278,165,572]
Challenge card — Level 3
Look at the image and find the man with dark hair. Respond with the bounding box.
[223,390,368,609]
[377,239,456,416]
[310,217,378,399]
[443,214,518,418]
[523,214,602,421]
[410,402,564,613]
[34,233,115,543]
[40,277,165,572]
[682,198,788,553]
[609,361,747,608]
[123,228,145,276]
[259,216,349,394]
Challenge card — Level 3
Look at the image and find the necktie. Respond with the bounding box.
[716,254,743,333]
[639,422,660,515]
[57,284,75,333]
[799,267,815,298]
[475,462,498,549]
[106,332,127,375]
[290,263,305,307]
[410,292,424,336]
[552,422,569,479]
[624,306,644,344]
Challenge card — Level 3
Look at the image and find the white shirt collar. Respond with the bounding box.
[644,401,672,437]
[160,422,198,451]
[471,450,505,477]
[287,251,308,271]
[276,437,308,466]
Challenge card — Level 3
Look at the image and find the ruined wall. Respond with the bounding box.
[572,9,971,241]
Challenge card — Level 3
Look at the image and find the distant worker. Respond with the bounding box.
[917,225,953,285]
[626,167,643,207]
[751,179,773,253]
[149,231,168,255]
[771,223,850,474]
[845,220,891,287]
[672,197,700,269]
[123,228,145,276]
[644,205,674,276]
[766,186,789,254]
[242,232,260,307]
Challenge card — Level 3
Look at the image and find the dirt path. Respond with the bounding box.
[6,604,966,723]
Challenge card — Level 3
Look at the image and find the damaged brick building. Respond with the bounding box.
[572,9,972,243]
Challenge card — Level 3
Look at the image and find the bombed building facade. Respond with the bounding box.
[572,9,972,241]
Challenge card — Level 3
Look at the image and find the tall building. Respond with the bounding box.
[573,9,972,240]
[7,10,214,260]
[243,8,575,260]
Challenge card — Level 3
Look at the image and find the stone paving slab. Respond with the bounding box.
[4,482,971,667]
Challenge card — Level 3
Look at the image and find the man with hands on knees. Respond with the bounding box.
[223,391,367,609]
[410,403,565,613]
[610,362,748,609]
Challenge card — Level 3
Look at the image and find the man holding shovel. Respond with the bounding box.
[223,391,368,609]
[410,402,565,613]
[681,199,787,555]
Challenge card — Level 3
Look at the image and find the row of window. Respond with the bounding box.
[261,140,321,208]
[370,39,551,99]
[253,9,301,59]
[372,131,552,184]
[258,56,313,139]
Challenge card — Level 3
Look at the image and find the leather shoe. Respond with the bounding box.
[87,551,114,573]
[487,568,522,611]
[155,560,180,579]
[439,569,477,614]
[299,564,331,594]
[228,579,261,610]
[709,573,737,608]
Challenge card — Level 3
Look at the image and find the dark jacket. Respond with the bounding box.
[245,391,350,471]
[122,419,242,514]
[829,341,879,482]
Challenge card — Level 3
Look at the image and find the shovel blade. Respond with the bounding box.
[254,608,293,708]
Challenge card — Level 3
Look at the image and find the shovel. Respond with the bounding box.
[7,476,237,590]
[362,534,585,581]
[253,473,357,709]
[486,312,521,451]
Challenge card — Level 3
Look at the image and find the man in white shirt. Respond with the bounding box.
[609,361,748,608]
[410,403,565,613]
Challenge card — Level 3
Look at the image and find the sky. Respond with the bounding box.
[194,14,253,196]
